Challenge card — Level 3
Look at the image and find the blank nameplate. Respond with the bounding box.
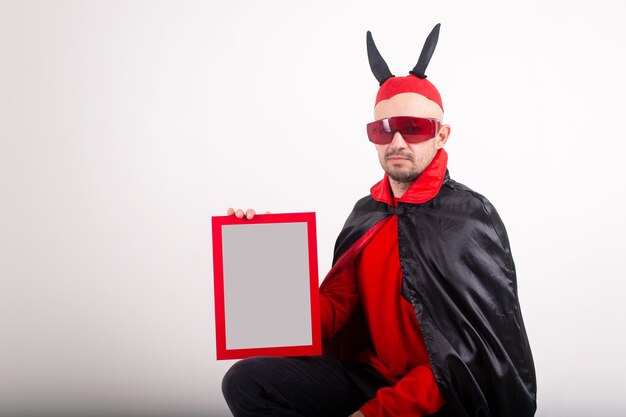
[212,212,321,360]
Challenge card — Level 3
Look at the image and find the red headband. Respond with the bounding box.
[374,74,443,111]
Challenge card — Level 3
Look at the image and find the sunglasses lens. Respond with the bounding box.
[367,117,438,144]
[394,117,436,143]
[367,120,393,144]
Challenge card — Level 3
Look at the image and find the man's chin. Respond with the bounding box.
[386,168,419,183]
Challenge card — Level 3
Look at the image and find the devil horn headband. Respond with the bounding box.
[411,23,441,78]
[367,23,441,84]
[366,31,394,86]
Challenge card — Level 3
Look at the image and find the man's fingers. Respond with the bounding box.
[226,207,269,219]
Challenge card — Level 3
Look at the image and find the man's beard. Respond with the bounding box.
[383,151,420,183]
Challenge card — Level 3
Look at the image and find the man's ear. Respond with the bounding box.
[435,124,451,149]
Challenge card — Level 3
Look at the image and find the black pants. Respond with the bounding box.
[221,355,393,417]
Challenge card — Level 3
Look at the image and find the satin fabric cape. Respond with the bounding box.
[320,170,537,417]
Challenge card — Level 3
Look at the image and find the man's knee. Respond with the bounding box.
[221,356,276,402]
[222,358,252,401]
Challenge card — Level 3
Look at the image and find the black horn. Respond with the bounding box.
[409,23,441,79]
[366,31,394,86]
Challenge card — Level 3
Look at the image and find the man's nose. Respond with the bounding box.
[389,132,408,149]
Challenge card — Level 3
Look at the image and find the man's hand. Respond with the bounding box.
[349,411,365,417]
[226,207,270,219]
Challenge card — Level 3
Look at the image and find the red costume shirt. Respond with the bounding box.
[320,149,449,417]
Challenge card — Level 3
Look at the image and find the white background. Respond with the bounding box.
[1,1,625,416]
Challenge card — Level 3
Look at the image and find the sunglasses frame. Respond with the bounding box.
[366,116,442,145]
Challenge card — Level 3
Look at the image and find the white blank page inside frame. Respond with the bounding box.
[221,222,312,350]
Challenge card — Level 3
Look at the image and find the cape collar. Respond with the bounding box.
[370,148,449,206]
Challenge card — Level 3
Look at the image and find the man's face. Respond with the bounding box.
[373,92,450,183]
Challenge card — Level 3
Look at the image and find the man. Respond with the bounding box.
[222,24,536,417]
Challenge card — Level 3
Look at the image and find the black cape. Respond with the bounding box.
[320,170,537,417]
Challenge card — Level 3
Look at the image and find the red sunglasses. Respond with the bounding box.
[366,116,441,144]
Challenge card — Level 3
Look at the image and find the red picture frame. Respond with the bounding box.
[212,212,321,360]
